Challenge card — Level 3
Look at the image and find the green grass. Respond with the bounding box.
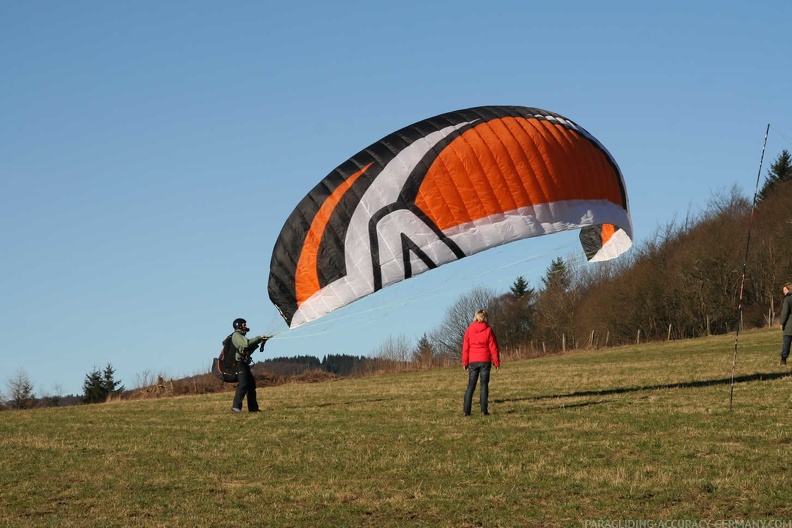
[2,328,791,527]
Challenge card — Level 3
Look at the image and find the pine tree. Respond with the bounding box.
[535,257,575,349]
[82,368,105,404]
[758,150,792,201]
[411,333,434,367]
[82,363,124,404]
[541,257,571,292]
[497,278,537,349]
[509,275,531,298]
[102,364,125,396]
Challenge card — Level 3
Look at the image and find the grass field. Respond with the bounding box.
[2,328,791,527]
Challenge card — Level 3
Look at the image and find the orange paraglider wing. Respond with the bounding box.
[268,106,632,328]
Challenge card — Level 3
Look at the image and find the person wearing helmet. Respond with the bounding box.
[230,318,269,413]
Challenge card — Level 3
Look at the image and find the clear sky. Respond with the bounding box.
[2,1,791,397]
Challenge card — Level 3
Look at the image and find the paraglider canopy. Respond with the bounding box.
[268,106,632,329]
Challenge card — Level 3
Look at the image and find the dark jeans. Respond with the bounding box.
[463,362,492,415]
[232,362,259,411]
[782,335,792,361]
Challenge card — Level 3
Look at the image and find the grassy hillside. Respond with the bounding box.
[2,328,791,527]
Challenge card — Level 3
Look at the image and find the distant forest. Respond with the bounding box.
[258,354,391,377]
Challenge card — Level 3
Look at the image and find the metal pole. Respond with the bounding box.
[730,123,770,411]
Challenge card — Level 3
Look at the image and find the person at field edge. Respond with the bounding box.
[779,284,792,366]
[462,310,500,416]
[231,318,269,413]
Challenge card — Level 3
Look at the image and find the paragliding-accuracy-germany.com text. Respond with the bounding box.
[584,520,792,528]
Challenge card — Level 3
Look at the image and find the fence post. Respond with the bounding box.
[667,323,672,341]
[636,329,641,345]
[562,334,566,352]
[605,331,609,347]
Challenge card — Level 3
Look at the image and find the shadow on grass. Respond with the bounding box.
[311,397,395,408]
[498,400,614,413]
[494,370,792,404]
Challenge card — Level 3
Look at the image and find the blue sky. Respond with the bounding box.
[2,1,791,397]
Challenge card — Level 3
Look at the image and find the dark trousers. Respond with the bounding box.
[232,362,259,411]
[782,335,792,361]
[464,362,492,415]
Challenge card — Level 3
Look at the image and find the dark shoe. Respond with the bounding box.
[231,407,242,413]
[249,410,261,413]
[463,412,470,416]
[482,412,490,416]
[781,359,787,366]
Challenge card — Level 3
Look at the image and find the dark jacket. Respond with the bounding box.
[781,293,792,336]
[462,321,500,367]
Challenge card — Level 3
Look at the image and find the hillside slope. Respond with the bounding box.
[2,328,790,526]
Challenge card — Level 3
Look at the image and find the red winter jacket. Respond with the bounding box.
[462,321,500,367]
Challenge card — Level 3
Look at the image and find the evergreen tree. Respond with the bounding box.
[534,257,575,349]
[509,275,531,298]
[83,368,107,403]
[103,364,125,396]
[82,363,124,404]
[495,277,537,350]
[541,257,571,292]
[82,368,105,404]
[411,333,434,367]
[758,149,792,201]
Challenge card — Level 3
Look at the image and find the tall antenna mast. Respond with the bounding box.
[730,123,770,411]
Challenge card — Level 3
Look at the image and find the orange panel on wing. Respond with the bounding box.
[415,117,623,231]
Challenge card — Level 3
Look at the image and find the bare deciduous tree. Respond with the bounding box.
[429,286,498,362]
[6,369,35,410]
[374,334,413,364]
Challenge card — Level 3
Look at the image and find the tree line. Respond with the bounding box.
[258,354,402,377]
[412,150,792,361]
[2,364,124,410]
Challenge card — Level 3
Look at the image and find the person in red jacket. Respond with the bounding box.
[462,310,500,416]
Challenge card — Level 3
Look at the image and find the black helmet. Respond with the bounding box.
[232,318,247,330]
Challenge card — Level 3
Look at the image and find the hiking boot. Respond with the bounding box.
[781,359,787,366]
[231,407,242,413]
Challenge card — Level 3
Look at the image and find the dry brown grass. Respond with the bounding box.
[6,328,790,526]
[126,367,341,400]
